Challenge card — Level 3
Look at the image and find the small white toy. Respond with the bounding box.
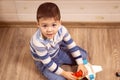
[73,59,103,80]
[83,59,103,80]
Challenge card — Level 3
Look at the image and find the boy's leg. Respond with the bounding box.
[59,41,88,65]
[56,49,76,65]
[35,61,66,80]
[42,68,66,80]
[34,45,87,80]
[58,45,88,65]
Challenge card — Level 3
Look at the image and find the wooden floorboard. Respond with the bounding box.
[0,27,120,80]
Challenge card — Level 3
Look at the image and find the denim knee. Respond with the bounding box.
[43,69,66,80]
[46,75,66,80]
[34,61,66,80]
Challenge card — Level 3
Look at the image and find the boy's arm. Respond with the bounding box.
[62,26,88,76]
[31,49,64,75]
[62,26,83,64]
[36,51,64,75]
[30,39,63,75]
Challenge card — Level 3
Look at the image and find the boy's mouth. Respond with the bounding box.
[46,33,54,37]
[47,33,53,35]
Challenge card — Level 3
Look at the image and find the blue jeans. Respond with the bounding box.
[35,46,87,80]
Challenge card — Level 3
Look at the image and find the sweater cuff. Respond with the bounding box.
[75,58,83,64]
[55,67,63,75]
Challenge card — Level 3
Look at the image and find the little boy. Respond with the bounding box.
[30,2,88,80]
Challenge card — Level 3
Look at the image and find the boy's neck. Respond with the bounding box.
[42,34,54,41]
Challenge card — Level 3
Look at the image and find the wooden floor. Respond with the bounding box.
[0,25,120,80]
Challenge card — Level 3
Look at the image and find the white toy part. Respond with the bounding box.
[82,59,103,80]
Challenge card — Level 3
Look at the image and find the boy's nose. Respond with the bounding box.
[47,26,53,31]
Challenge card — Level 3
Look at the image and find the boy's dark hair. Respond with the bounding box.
[37,2,61,22]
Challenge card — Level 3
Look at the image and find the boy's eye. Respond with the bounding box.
[42,24,48,27]
[52,23,57,27]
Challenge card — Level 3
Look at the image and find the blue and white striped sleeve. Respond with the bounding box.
[30,36,63,75]
[62,26,83,64]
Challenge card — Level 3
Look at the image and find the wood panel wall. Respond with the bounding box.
[0,0,120,22]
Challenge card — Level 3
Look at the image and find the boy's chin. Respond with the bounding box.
[43,35,54,40]
[46,35,54,39]
[47,36,54,39]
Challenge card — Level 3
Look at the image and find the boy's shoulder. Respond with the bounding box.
[30,29,45,46]
[58,25,68,33]
[32,29,41,40]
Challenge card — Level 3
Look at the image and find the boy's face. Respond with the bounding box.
[37,18,61,39]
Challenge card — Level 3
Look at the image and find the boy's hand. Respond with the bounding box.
[77,64,88,77]
[61,70,77,80]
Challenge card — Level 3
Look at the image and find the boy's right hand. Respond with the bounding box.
[61,70,77,80]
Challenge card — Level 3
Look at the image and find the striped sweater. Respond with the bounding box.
[30,25,83,75]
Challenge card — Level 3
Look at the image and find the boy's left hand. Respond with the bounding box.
[77,64,88,77]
